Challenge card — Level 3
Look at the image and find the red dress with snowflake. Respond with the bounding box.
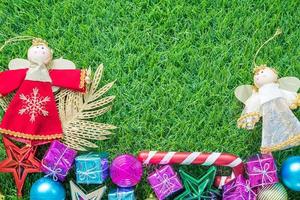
[0,68,86,144]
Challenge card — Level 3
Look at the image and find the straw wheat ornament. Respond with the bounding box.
[57,64,116,151]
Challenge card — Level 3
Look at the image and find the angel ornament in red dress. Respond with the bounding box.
[235,66,300,153]
[0,38,89,145]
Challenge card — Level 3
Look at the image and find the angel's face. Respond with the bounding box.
[27,44,52,65]
[254,67,278,88]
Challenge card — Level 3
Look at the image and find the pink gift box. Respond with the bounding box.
[148,165,183,200]
[41,140,77,182]
[246,153,278,188]
[223,175,256,200]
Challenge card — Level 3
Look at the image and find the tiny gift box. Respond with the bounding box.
[108,187,136,200]
[222,175,256,200]
[207,189,222,200]
[147,165,183,200]
[75,152,109,184]
[246,153,278,188]
[41,140,77,182]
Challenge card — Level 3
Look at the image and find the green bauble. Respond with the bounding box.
[145,194,156,200]
[257,183,288,200]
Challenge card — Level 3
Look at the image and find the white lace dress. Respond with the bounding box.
[238,83,300,153]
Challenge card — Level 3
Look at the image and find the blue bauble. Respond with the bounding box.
[281,156,300,191]
[30,177,66,200]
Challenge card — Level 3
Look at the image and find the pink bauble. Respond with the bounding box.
[110,154,143,187]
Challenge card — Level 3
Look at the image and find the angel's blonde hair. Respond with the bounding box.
[28,38,53,66]
[252,85,259,92]
[253,64,278,76]
[252,65,279,90]
[32,38,48,46]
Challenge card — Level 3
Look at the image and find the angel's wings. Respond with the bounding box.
[49,58,76,92]
[8,57,77,92]
[278,77,300,92]
[234,85,254,104]
[57,64,116,151]
[49,58,76,70]
[8,57,76,70]
[8,58,30,70]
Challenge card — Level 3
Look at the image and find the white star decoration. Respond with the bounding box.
[70,180,107,200]
[19,87,50,123]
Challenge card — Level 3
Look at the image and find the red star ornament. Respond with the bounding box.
[0,137,41,197]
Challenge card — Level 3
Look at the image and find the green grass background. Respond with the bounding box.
[0,0,300,199]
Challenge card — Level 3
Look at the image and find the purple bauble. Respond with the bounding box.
[110,154,143,187]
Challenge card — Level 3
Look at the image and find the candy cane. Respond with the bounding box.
[137,151,245,188]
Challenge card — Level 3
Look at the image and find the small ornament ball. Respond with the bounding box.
[110,154,143,187]
[281,156,300,191]
[30,177,66,200]
[145,194,156,200]
[257,183,288,200]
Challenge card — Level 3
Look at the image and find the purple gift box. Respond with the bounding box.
[147,165,183,200]
[222,175,256,200]
[246,153,278,188]
[41,140,77,182]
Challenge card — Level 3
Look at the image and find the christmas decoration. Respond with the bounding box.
[0,32,298,200]
[234,29,300,153]
[30,177,66,200]
[246,154,278,188]
[222,175,256,200]
[0,39,116,151]
[70,180,107,200]
[0,36,116,197]
[57,64,116,151]
[41,140,77,182]
[148,165,183,200]
[108,187,136,200]
[208,189,222,200]
[257,183,288,200]
[0,38,89,145]
[281,156,300,191]
[145,194,156,200]
[110,154,143,187]
[75,152,109,184]
[138,151,244,188]
[174,166,217,200]
[0,137,41,197]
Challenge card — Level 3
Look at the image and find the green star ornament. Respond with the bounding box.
[175,166,217,200]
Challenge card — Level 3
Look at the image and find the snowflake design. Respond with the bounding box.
[19,87,50,123]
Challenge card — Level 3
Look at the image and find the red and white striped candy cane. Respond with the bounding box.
[137,151,245,188]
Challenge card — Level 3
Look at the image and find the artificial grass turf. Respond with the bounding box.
[0,0,300,199]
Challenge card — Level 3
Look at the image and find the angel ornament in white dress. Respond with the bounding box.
[235,65,300,153]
